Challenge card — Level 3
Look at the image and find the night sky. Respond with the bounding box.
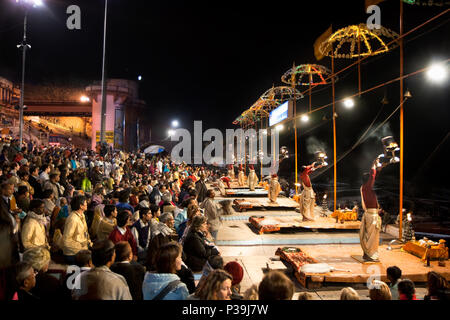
[0,0,449,199]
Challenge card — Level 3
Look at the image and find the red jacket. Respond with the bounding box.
[108,227,138,256]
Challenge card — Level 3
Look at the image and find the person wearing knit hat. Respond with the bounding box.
[224,261,244,300]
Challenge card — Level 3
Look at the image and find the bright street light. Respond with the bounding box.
[171,120,179,128]
[275,124,283,131]
[426,63,447,83]
[343,98,355,109]
[138,75,142,81]
[301,114,309,122]
[16,0,43,7]
[168,129,175,136]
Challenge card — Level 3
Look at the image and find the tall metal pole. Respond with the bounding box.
[332,55,337,212]
[100,0,108,145]
[399,0,404,240]
[292,63,298,195]
[19,10,29,150]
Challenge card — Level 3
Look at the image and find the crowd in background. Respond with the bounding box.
[0,139,449,300]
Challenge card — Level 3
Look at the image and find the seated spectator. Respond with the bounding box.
[258,270,294,300]
[62,195,92,264]
[56,197,69,220]
[153,212,178,242]
[65,250,93,296]
[110,242,145,301]
[142,242,189,300]
[224,261,244,300]
[14,262,39,301]
[51,218,65,254]
[92,204,117,241]
[131,207,152,262]
[21,199,49,250]
[178,203,201,245]
[424,271,450,300]
[189,269,232,300]
[197,255,224,291]
[398,279,417,300]
[108,210,138,260]
[15,185,30,212]
[340,287,360,300]
[387,266,402,300]
[72,240,132,300]
[369,280,392,300]
[22,247,65,300]
[183,215,220,272]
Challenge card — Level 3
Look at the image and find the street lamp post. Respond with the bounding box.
[100,0,108,145]
[16,0,43,149]
[18,10,30,150]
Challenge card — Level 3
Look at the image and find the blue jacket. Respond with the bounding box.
[116,202,135,213]
[142,272,188,300]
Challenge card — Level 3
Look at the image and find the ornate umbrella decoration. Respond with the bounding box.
[260,85,304,102]
[281,63,336,114]
[319,24,399,59]
[319,23,399,95]
[281,64,335,86]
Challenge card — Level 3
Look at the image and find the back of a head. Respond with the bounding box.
[116,210,130,228]
[119,190,129,203]
[369,281,392,300]
[22,247,51,272]
[155,241,181,274]
[258,270,294,300]
[427,271,448,296]
[207,255,224,270]
[398,279,416,300]
[362,172,371,185]
[91,240,115,267]
[115,241,132,262]
[340,287,360,300]
[387,266,402,283]
[75,250,92,268]
[297,292,315,300]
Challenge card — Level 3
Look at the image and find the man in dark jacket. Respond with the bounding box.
[29,166,43,199]
[110,241,145,300]
[195,174,208,203]
[182,215,219,272]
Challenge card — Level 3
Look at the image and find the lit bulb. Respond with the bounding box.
[275,124,283,131]
[301,114,309,122]
[343,98,354,109]
[427,63,447,83]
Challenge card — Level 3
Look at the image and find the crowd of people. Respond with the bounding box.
[0,139,449,301]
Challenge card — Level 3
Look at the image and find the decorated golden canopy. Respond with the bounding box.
[281,64,336,86]
[319,24,399,59]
